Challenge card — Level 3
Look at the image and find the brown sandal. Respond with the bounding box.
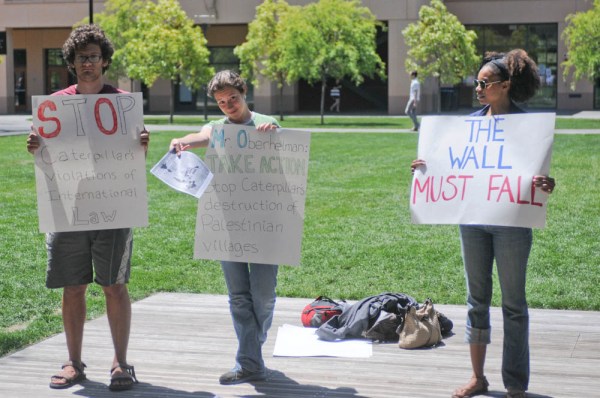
[109,363,139,391]
[49,361,86,389]
[451,376,489,398]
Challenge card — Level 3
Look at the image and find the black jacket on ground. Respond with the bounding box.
[315,292,417,341]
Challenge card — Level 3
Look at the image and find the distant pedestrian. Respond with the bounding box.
[329,83,341,112]
[405,70,420,131]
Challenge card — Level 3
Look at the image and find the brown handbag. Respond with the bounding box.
[397,299,442,349]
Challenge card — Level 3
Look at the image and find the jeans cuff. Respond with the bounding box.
[465,325,491,344]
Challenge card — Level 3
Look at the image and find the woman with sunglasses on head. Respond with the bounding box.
[169,70,280,386]
[412,49,555,398]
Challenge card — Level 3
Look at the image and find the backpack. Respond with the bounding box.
[301,296,345,327]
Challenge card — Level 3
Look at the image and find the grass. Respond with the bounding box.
[1,123,599,356]
[142,115,600,130]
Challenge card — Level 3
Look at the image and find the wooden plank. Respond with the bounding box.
[0,293,599,397]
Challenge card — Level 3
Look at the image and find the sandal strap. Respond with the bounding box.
[110,363,138,383]
[62,361,87,374]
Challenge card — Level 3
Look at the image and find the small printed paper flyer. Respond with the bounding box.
[151,150,213,199]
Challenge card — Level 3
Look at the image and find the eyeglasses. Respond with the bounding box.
[474,79,504,90]
[75,55,102,64]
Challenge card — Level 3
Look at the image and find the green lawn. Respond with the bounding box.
[1,126,599,356]
[142,115,600,130]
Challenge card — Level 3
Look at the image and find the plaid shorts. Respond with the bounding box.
[45,228,133,288]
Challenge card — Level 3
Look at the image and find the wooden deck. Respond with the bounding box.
[1,293,598,398]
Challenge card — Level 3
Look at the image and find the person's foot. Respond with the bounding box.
[49,361,86,389]
[506,389,527,398]
[109,363,138,391]
[219,368,267,385]
[451,376,489,398]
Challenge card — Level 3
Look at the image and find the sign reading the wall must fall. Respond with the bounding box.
[32,93,148,232]
[411,113,555,228]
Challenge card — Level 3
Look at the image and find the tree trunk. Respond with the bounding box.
[436,79,442,114]
[169,79,175,124]
[320,78,326,125]
[204,85,208,121]
[279,83,285,122]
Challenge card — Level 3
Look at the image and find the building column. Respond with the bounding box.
[253,75,297,116]
[387,20,410,115]
[0,29,15,114]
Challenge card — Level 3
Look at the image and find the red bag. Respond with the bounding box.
[301,296,345,327]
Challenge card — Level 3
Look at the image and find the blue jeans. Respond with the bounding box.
[221,261,278,373]
[459,225,532,391]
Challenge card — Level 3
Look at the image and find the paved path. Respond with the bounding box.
[0,293,599,398]
[2,114,599,136]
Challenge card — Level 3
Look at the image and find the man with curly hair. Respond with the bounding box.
[26,24,149,391]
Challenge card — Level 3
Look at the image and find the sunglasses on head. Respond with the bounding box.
[474,79,505,90]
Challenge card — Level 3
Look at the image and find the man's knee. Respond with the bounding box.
[102,283,129,300]
[63,284,87,299]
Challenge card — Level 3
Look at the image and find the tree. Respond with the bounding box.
[91,0,147,82]
[562,0,600,89]
[278,0,386,124]
[92,0,214,123]
[402,0,479,112]
[235,0,297,121]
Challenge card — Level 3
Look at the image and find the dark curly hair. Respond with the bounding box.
[479,49,540,103]
[62,24,114,75]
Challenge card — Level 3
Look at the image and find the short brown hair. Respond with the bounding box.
[206,70,246,98]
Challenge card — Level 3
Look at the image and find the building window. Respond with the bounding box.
[209,46,248,104]
[176,46,242,112]
[14,49,26,111]
[45,49,74,94]
[460,23,558,110]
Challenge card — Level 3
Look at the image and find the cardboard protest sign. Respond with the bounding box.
[32,93,148,232]
[411,113,555,228]
[194,125,311,265]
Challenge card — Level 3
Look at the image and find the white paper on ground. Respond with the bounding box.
[273,324,372,358]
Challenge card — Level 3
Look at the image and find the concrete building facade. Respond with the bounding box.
[0,0,596,115]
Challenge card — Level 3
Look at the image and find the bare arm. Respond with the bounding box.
[169,125,212,155]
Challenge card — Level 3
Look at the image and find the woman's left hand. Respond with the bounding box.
[256,123,278,132]
[533,175,555,194]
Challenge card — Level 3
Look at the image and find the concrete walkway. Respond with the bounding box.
[1,293,599,398]
[2,113,599,136]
